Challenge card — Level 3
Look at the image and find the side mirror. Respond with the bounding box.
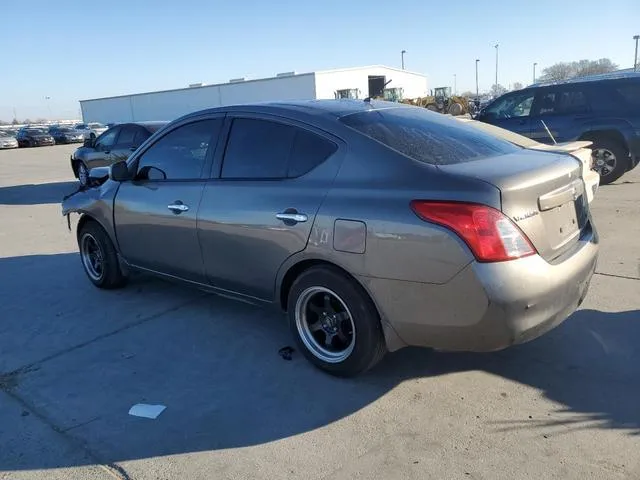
[89,166,110,182]
[83,138,94,148]
[137,165,167,181]
[109,161,130,182]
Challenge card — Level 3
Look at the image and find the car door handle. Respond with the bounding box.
[276,212,308,223]
[168,202,189,213]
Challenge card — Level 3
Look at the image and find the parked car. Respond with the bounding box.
[0,131,19,149]
[62,100,598,377]
[51,127,85,144]
[457,118,600,204]
[74,122,109,140]
[70,121,168,185]
[16,128,55,147]
[476,72,640,184]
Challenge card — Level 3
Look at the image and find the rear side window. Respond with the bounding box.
[340,107,520,165]
[222,118,336,179]
[116,126,137,146]
[133,128,151,147]
[288,129,337,178]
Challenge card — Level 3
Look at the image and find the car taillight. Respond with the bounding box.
[410,201,536,263]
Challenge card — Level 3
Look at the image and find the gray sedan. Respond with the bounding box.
[62,100,598,377]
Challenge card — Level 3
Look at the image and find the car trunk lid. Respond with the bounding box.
[439,150,589,261]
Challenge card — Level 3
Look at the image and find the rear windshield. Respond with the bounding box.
[340,107,520,165]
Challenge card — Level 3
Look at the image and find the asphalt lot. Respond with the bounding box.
[1,144,639,480]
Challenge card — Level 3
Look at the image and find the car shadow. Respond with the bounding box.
[1,253,638,472]
[0,181,78,206]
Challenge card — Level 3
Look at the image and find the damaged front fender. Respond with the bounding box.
[61,181,119,245]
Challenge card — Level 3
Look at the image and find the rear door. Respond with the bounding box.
[479,90,535,137]
[197,114,342,300]
[529,85,592,144]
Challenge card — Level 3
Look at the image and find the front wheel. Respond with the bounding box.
[288,266,386,377]
[78,221,127,289]
[77,162,89,186]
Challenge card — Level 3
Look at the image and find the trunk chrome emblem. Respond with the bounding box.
[513,211,539,222]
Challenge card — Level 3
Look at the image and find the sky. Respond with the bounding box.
[1,0,639,120]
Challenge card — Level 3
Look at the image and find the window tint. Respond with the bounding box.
[340,107,520,166]
[133,128,150,147]
[222,118,295,179]
[288,129,337,177]
[535,89,589,115]
[95,128,118,150]
[485,91,534,119]
[116,126,137,146]
[137,119,220,180]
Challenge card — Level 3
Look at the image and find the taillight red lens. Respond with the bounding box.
[410,201,536,262]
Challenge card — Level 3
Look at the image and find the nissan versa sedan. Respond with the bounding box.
[62,100,598,377]
[71,121,168,185]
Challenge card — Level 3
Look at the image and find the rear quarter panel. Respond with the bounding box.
[302,138,501,285]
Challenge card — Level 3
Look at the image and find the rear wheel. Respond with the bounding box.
[590,138,629,185]
[287,266,386,377]
[78,221,127,289]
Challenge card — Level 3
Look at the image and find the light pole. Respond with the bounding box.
[533,62,537,84]
[453,74,457,94]
[475,59,480,100]
[634,35,639,72]
[44,96,52,119]
[401,50,406,70]
[494,44,499,88]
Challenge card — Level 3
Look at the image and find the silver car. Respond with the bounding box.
[62,100,598,377]
[0,132,18,149]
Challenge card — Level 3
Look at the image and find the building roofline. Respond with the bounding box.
[79,65,427,103]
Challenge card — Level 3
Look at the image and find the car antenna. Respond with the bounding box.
[540,120,557,145]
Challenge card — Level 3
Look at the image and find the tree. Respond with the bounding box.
[11,118,19,125]
[23,118,32,124]
[539,58,618,82]
[490,84,508,97]
[512,82,524,91]
[460,90,476,98]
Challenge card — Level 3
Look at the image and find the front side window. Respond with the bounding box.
[341,107,520,166]
[485,91,534,119]
[136,119,220,180]
[115,125,137,146]
[95,128,119,151]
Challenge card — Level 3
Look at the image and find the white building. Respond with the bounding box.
[79,65,428,124]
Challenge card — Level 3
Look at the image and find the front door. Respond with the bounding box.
[85,127,120,169]
[113,117,223,283]
[198,115,342,301]
[479,90,535,138]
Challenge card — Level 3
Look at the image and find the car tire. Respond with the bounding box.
[287,266,386,377]
[78,221,128,289]
[591,138,629,185]
[77,162,89,186]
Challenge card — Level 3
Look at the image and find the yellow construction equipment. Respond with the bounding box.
[402,87,472,116]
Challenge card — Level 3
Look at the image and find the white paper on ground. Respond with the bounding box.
[128,403,166,419]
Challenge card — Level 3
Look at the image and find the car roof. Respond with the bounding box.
[179,99,410,123]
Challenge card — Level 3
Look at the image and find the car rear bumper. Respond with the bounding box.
[359,222,598,353]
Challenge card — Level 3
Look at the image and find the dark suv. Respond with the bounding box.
[476,73,640,184]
